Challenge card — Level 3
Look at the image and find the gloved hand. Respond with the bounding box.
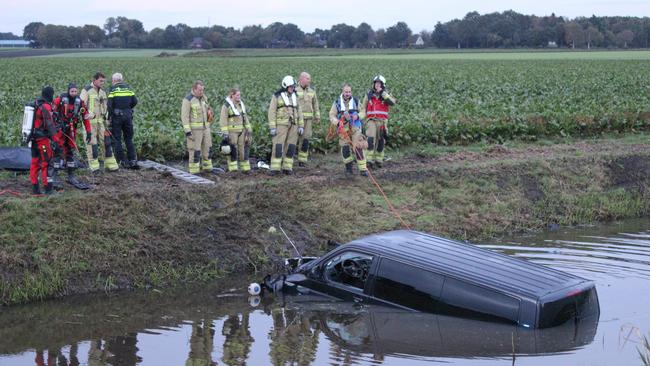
[185,131,193,138]
[85,132,92,144]
[381,90,388,99]
[270,128,277,136]
[298,127,304,136]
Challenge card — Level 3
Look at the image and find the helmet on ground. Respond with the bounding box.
[373,75,386,87]
[248,282,261,296]
[220,140,231,155]
[282,75,296,89]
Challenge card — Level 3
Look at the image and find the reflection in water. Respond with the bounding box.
[0,219,648,365]
[268,307,320,366]
[188,320,216,366]
[222,315,251,366]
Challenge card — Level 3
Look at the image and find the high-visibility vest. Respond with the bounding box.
[366,92,390,120]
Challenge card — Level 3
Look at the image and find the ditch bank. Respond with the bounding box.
[1,139,649,306]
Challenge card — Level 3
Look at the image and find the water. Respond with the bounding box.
[1,219,649,366]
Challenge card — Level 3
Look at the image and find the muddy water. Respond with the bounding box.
[1,219,649,366]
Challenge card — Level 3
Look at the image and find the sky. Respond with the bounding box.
[2,0,650,35]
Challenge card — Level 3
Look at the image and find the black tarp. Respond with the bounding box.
[0,147,31,171]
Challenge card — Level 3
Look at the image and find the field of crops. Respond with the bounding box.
[1,52,650,161]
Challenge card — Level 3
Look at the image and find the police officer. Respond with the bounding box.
[107,72,138,170]
[267,75,304,175]
[296,71,320,168]
[360,75,396,169]
[181,80,214,174]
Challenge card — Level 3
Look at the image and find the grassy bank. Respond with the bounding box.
[1,135,649,306]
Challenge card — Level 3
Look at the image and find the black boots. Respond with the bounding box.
[44,183,55,195]
[31,184,41,195]
[345,162,353,177]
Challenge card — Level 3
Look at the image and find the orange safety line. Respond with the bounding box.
[335,117,411,230]
[0,189,23,198]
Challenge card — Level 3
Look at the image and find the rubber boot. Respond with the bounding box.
[283,169,293,176]
[375,161,383,169]
[32,184,41,195]
[345,162,353,177]
[360,170,369,177]
[44,183,55,195]
[298,162,306,168]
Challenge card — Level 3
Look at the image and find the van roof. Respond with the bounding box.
[346,230,590,300]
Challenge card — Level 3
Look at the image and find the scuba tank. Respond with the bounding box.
[21,103,35,146]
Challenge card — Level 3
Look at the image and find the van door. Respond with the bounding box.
[317,251,376,303]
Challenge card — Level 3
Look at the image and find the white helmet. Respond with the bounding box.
[220,143,231,155]
[282,75,296,89]
[373,75,386,86]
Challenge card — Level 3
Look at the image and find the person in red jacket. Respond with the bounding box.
[53,83,92,187]
[29,86,59,195]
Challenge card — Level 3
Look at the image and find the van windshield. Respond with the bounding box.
[324,252,373,291]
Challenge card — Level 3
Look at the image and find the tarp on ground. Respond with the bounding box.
[0,147,30,171]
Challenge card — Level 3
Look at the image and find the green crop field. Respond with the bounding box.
[1,50,649,161]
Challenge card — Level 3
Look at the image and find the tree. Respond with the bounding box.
[82,25,105,46]
[328,23,356,48]
[0,32,20,40]
[104,17,117,36]
[385,21,412,48]
[278,23,304,47]
[616,29,634,48]
[564,21,585,48]
[23,22,44,46]
[352,22,374,48]
[585,26,603,49]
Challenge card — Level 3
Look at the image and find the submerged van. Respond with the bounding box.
[264,230,600,329]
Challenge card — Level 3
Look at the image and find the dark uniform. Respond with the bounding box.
[107,82,138,169]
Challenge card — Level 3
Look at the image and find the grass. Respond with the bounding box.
[1,137,649,306]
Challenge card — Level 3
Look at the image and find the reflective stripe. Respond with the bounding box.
[105,156,119,171]
[189,162,200,174]
[228,160,238,171]
[108,91,135,98]
[189,122,205,128]
[201,160,213,170]
[303,112,314,117]
[270,157,282,171]
[240,161,251,171]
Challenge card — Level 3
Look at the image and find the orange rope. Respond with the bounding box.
[335,117,411,230]
[0,189,23,198]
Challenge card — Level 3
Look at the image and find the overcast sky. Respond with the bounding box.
[2,0,650,35]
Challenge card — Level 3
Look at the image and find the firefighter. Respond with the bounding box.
[296,71,320,168]
[107,72,139,169]
[219,87,252,173]
[181,80,214,174]
[80,72,118,172]
[52,83,92,186]
[329,83,368,177]
[359,75,396,169]
[267,75,304,175]
[29,86,59,195]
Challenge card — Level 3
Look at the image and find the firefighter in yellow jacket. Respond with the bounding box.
[296,72,320,167]
[267,75,304,175]
[181,80,214,174]
[80,72,119,172]
[329,83,368,177]
[219,87,252,173]
[359,75,396,169]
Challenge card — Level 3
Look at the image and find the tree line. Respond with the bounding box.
[10,11,650,49]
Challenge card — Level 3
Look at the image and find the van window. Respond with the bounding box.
[538,287,600,328]
[440,278,520,323]
[372,258,444,312]
[324,251,373,290]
